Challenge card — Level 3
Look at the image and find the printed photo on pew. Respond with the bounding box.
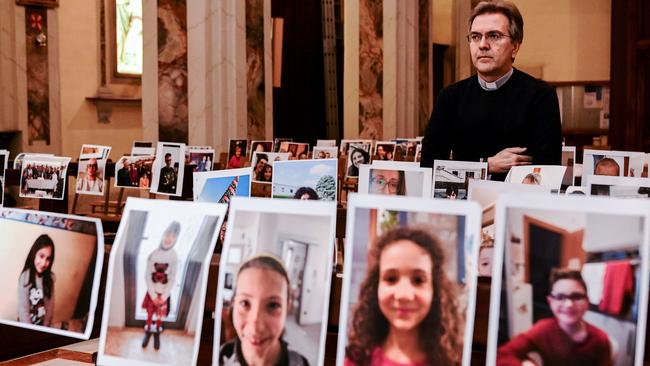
[312,146,338,160]
[433,160,488,199]
[98,198,227,366]
[249,140,274,158]
[250,152,289,198]
[193,168,251,203]
[114,155,155,190]
[0,208,103,339]
[214,197,336,366]
[504,165,567,191]
[150,142,186,197]
[582,149,646,186]
[271,159,337,201]
[13,152,54,171]
[337,194,481,366]
[586,175,650,198]
[487,193,650,366]
[75,144,111,196]
[358,162,432,197]
[186,146,214,173]
[19,156,71,200]
[226,139,249,169]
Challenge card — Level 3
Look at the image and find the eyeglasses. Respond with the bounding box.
[371,176,400,193]
[467,31,511,44]
[87,164,98,168]
[548,292,588,302]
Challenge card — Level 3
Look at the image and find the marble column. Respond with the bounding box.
[3,4,61,154]
[345,0,432,140]
[144,0,272,153]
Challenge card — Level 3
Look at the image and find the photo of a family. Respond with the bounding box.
[150,142,185,196]
[98,198,227,366]
[433,160,488,199]
[186,147,214,173]
[19,156,70,200]
[393,139,419,162]
[358,163,433,197]
[114,155,155,189]
[337,194,481,366]
[0,209,103,339]
[14,153,54,170]
[272,159,337,201]
[488,193,650,366]
[214,197,336,366]
[312,146,338,160]
[227,140,249,169]
[193,168,251,203]
[76,144,111,196]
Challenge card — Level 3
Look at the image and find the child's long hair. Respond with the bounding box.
[22,234,55,298]
[345,227,463,366]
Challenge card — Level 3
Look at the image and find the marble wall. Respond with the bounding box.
[157,0,188,143]
[358,0,383,140]
[418,0,431,133]
[246,0,265,140]
[25,7,50,145]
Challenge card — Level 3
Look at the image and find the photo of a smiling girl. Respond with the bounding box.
[219,255,309,365]
[18,234,55,326]
[345,227,462,366]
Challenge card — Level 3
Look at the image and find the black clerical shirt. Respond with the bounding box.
[420,68,562,180]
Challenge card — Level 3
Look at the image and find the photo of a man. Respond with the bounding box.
[158,153,177,194]
[150,142,185,196]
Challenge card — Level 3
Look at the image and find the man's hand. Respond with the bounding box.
[487,147,532,174]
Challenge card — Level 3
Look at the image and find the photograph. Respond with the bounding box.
[373,141,397,161]
[505,165,567,191]
[340,139,373,159]
[487,193,650,366]
[271,159,338,201]
[193,168,251,203]
[586,175,650,198]
[131,141,155,157]
[75,144,111,196]
[273,138,293,152]
[250,152,290,198]
[227,139,249,169]
[316,139,336,147]
[336,194,481,366]
[0,149,8,179]
[186,146,215,173]
[0,208,103,339]
[13,152,54,171]
[213,197,337,366]
[582,149,646,186]
[150,142,186,196]
[358,162,433,197]
[562,146,576,187]
[433,160,488,199]
[312,146,338,160]
[98,198,227,366]
[415,143,422,163]
[345,143,372,178]
[393,139,419,162]
[278,141,310,160]
[114,155,155,189]
[250,140,274,158]
[19,156,70,200]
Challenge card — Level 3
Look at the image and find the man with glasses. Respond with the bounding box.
[76,158,104,193]
[497,268,611,365]
[421,0,561,181]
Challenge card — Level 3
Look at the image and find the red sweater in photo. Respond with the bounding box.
[497,318,611,366]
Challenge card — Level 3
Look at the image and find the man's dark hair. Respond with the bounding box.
[165,153,172,159]
[549,268,588,295]
[469,1,524,45]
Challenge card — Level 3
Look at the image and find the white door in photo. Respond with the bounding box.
[299,243,325,325]
[282,240,308,321]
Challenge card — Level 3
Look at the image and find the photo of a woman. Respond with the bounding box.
[345,227,462,366]
[294,187,319,200]
[369,169,406,196]
[497,269,611,366]
[18,234,55,326]
[219,255,309,365]
[347,146,370,178]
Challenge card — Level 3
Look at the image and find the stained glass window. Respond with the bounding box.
[115,0,142,75]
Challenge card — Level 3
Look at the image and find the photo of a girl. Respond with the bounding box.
[141,221,180,350]
[346,146,370,178]
[18,234,55,326]
[345,227,461,366]
[219,255,309,365]
[338,194,482,366]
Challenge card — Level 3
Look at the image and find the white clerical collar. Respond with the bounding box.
[478,68,514,91]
